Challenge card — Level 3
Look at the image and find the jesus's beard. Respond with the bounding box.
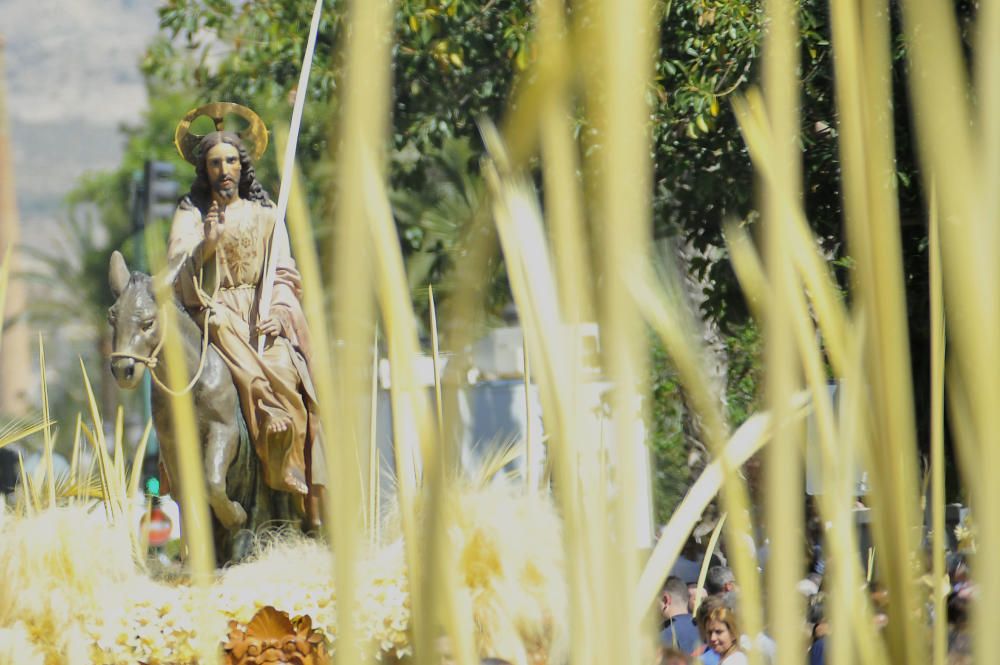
[215,178,237,199]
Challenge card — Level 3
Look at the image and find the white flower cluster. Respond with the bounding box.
[81,545,413,664]
[212,580,337,629]
[356,544,411,661]
[1,486,566,664]
[85,580,220,665]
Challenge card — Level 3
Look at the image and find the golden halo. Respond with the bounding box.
[174,102,269,165]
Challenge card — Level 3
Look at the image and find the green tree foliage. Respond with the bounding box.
[648,321,763,524]
[648,335,691,524]
[135,0,952,324]
[141,1,771,318]
[389,135,513,325]
[150,0,530,153]
[649,0,841,328]
[147,0,532,263]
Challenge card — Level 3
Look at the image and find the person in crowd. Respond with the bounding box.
[946,588,970,662]
[692,590,774,665]
[671,535,724,585]
[868,581,890,632]
[807,592,827,665]
[0,447,17,504]
[657,646,692,665]
[660,575,701,654]
[670,537,705,585]
[947,552,970,596]
[705,566,737,598]
[689,584,707,614]
[699,604,747,664]
[805,497,826,576]
[693,596,725,665]
[797,572,823,598]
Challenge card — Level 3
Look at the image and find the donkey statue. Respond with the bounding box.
[107,250,299,564]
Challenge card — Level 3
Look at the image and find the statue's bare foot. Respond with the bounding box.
[260,404,292,435]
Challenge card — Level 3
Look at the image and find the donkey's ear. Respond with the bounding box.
[109,250,130,297]
[152,251,188,294]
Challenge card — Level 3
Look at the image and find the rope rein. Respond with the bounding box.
[110,307,213,397]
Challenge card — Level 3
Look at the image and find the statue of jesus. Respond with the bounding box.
[167,104,324,525]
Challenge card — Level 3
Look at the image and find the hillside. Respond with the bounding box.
[1,0,159,247]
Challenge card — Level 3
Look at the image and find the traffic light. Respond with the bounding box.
[143,160,179,225]
[141,451,161,497]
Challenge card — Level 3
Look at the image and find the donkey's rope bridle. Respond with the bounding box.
[109,307,212,397]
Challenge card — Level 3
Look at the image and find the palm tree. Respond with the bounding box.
[390,135,510,340]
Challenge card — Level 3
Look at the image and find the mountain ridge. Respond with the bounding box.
[1,0,159,246]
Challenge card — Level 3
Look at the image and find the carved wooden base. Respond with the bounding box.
[223,606,330,665]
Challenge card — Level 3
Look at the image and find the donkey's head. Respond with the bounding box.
[107,250,184,390]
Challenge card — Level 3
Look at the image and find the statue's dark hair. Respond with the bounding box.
[179,131,272,215]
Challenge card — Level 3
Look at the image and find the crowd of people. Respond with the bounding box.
[656,564,759,665]
[654,537,975,665]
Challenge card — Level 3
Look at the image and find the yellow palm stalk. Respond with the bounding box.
[731,89,849,378]
[726,218,887,665]
[629,265,764,651]
[36,336,55,508]
[899,0,1000,662]
[495,1,598,658]
[79,364,115,520]
[761,0,806,657]
[929,188,946,665]
[535,0,592,328]
[428,284,445,444]
[579,0,657,662]
[277,128,371,665]
[369,325,380,538]
[128,419,154,499]
[522,334,534,493]
[15,450,36,515]
[332,1,443,661]
[0,246,10,354]
[723,223,768,321]
[789,273,886,665]
[111,414,128,511]
[839,323,893,665]
[482,124,592,665]
[694,513,727,615]
[362,148,477,665]
[145,228,216,661]
[0,417,50,451]
[729,88,848,375]
[126,419,154,562]
[830,0,925,660]
[68,412,81,496]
